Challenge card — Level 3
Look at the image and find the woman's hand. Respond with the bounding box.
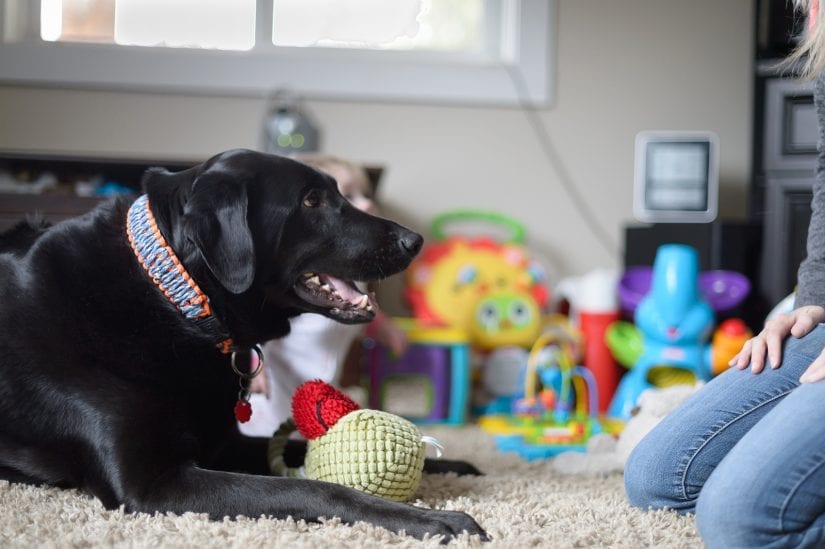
[799,347,825,383]
[730,305,825,374]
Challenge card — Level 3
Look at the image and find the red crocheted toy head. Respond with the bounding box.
[291,380,360,440]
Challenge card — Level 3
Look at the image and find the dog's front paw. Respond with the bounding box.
[423,458,483,476]
[410,508,488,543]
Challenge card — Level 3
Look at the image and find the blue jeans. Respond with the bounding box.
[624,323,825,548]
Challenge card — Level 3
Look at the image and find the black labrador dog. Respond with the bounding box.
[0,149,486,541]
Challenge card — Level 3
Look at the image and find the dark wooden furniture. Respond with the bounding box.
[750,0,819,310]
[0,151,198,231]
[0,193,102,232]
[753,69,817,309]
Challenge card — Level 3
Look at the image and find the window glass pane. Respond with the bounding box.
[273,0,486,53]
[115,0,255,50]
[41,0,256,51]
[41,0,115,43]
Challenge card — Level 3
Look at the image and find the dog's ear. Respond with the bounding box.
[183,172,255,294]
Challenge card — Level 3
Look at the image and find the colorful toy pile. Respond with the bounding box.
[366,208,755,462]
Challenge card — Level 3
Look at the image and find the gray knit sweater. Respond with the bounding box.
[795,72,825,308]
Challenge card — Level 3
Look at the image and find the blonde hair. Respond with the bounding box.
[787,0,825,79]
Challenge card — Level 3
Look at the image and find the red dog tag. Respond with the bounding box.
[234,400,252,423]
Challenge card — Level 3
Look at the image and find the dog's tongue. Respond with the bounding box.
[324,274,375,308]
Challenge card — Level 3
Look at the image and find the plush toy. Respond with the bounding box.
[268,380,441,502]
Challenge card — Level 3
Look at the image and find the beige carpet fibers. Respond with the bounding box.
[0,425,700,548]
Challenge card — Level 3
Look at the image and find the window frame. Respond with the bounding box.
[0,0,554,107]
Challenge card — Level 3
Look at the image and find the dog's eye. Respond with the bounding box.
[303,192,321,208]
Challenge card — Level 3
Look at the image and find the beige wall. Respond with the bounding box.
[0,0,754,313]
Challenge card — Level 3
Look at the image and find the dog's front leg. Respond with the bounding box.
[210,433,306,475]
[129,466,487,542]
[214,434,482,478]
[424,458,483,476]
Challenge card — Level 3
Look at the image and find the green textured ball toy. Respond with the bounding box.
[268,380,441,502]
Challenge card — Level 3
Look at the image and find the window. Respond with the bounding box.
[41,0,257,51]
[0,0,554,106]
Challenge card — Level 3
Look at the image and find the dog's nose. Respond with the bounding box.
[399,231,423,257]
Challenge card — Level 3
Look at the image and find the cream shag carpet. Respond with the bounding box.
[0,425,700,548]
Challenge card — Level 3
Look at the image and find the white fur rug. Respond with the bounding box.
[0,425,700,548]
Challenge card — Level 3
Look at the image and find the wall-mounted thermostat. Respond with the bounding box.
[633,131,719,223]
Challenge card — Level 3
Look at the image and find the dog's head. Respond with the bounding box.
[143,149,422,339]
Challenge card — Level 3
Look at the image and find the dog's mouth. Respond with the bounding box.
[292,272,377,323]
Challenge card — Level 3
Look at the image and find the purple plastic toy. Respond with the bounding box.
[619,266,750,314]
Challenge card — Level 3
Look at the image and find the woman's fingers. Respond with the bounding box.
[765,328,786,368]
[733,339,752,369]
[729,306,825,374]
[790,306,825,337]
[800,347,825,383]
[749,334,769,374]
[732,312,801,373]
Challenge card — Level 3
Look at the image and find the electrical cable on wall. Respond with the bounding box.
[504,64,620,260]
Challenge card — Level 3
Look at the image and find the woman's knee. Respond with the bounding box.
[624,440,659,509]
[624,427,693,512]
[695,489,741,547]
[695,467,764,548]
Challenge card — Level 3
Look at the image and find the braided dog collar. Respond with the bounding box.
[126,194,235,354]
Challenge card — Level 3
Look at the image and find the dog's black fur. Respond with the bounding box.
[0,149,486,541]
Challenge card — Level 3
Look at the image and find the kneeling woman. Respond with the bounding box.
[625,1,825,546]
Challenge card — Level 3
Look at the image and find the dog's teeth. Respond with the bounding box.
[307,276,321,286]
[366,304,374,312]
[356,295,369,309]
[320,284,332,293]
[302,272,315,278]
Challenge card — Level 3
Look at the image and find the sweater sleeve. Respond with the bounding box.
[795,72,825,309]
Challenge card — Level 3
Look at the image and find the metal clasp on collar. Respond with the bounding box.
[230,344,264,379]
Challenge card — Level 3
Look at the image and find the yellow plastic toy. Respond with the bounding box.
[405,211,549,350]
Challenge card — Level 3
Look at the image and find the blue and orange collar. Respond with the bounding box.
[126,194,234,353]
